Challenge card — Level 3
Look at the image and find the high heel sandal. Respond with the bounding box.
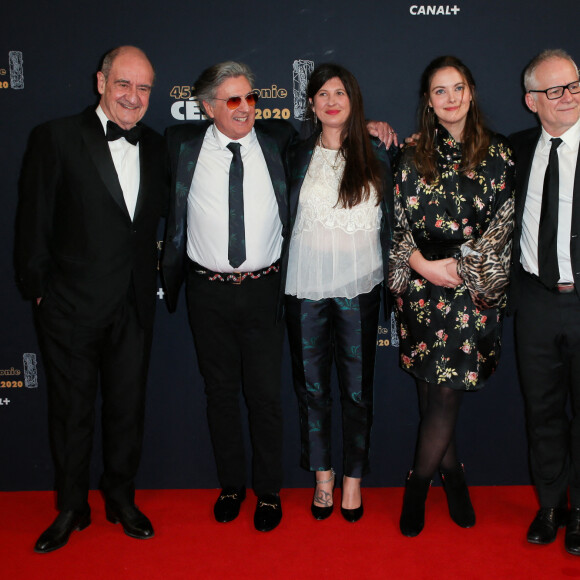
[311,468,336,520]
[341,475,364,523]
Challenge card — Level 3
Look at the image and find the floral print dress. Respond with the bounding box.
[389,126,515,390]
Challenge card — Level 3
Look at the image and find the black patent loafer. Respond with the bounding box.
[214,486,246,523]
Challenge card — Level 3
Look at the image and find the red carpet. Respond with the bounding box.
[1,487,578,579]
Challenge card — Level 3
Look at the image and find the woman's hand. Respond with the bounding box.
[408,251,463,288]
[404,132,421,147]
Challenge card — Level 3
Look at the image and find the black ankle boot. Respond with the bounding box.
[400,470,431,537]
[440,463,475,528]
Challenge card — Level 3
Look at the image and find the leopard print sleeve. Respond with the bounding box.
[457,196,515,310]
[388,189,417,296]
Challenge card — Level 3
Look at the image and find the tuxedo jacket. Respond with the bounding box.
[162,119,296,315]
[284,133,396,318]
[509,126,580,309]
[15,107,168,327]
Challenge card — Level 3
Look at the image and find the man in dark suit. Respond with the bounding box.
[510,48,580,556]
[16,46,167,552]
[162,62,295,533]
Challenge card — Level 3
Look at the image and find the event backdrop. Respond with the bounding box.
[2,0,579,492]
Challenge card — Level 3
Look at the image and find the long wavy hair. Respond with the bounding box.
[414,56,489,184]
[306,63,383,207]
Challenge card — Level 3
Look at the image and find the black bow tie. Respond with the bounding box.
[106,120,142,145]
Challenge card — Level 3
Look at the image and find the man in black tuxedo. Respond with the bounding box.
[162,62,295,533]
[16,46,167,552]
[510,49,580,556]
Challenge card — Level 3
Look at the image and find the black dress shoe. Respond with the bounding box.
[254,494,282,532]
[527,507,567,544]
[311,469,335,520]
[34,509,91,553]
[341,500,364,523]
[214,486,246,523]
[566,507,580,555]
[106,504,154,539]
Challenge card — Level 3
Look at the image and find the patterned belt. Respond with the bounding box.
[189,260,280,285]
[556,282,575,294]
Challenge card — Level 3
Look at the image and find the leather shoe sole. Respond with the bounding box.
[106,505,154,539]
[34,509,91,553]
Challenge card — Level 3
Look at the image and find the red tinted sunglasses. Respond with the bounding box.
[214,90,260,110]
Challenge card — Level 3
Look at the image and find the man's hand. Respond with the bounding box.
[367,121,398,148]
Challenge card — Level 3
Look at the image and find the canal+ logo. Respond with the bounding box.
[409,3,461,16]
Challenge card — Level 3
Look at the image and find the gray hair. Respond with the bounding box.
[524,48,578,91]
[100,46,155,83]
[194,61,255,115]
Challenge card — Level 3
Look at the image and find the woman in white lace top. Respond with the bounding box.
[284,63,395,522]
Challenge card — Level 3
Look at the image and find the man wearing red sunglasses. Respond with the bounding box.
[162,61,395,533]
[163,61,294,532]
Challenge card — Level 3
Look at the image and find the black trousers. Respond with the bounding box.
[515,273,580,507]
[37,293,152,512]
[186,264,284,496]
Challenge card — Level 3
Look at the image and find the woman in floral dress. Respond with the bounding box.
[389,56,515,537]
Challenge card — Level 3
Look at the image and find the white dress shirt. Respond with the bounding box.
[96,106,140,220]
[186,124,282,272]
[521,118,580,283]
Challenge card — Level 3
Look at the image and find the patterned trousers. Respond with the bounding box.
[286,284,381,478]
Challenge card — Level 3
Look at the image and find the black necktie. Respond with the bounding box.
[538,137,563,289]
[106,120,142,145]
[226,142,245,269]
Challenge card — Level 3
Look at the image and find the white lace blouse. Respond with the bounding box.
[285,146,383,300]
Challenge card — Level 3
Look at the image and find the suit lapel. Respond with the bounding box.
[515,131,541,227]
[512,130,541,264]
[256,127,288,225]
[288,135,317,225]
[170,136,203,245]
[569,146,580,279]
[134,130,154,219]
[80,109,129,216]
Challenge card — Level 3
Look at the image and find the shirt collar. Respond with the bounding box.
[95,106,109,134]
[540,117,580,152]
[212,123,256,150]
